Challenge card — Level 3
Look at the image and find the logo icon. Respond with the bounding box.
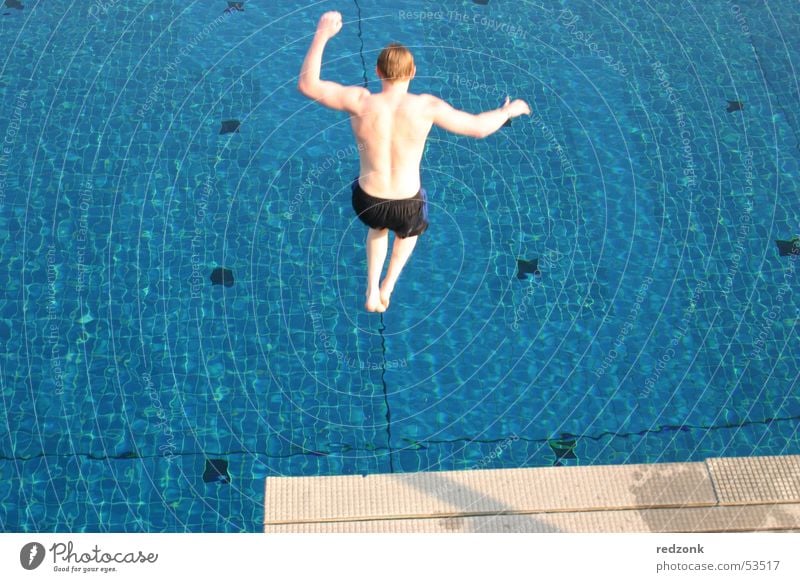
[20,542,46,570]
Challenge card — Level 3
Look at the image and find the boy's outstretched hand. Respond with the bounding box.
[315,11,343,41]
[502,96,532,118]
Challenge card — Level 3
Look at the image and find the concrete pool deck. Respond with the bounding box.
[264,455,800,532]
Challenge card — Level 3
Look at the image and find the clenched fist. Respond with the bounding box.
[502,96,532,118]
[315,11,343,40]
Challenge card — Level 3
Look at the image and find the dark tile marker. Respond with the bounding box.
[548,433,577,466]
[726,100,744,113]
[473,0,489,5]
[203,459,231,483]
[4,0,23,10]
[210,267,235,287]
[224,1,244,13]
[219,119,240,134]
[776,238,800,257]
[516,258,540,279]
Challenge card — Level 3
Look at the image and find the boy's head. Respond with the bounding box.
[376,43,416,82]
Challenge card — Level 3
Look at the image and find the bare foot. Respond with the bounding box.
[379,282,394,310]
[365,291,386,313]
[379,289,392,310]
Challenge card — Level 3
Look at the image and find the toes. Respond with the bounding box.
[365,299,386,313]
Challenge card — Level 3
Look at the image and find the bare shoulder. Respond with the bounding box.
[415,93,443,106]
[350,85,372,102]
[346,85,372,113]
[411,93,445,115]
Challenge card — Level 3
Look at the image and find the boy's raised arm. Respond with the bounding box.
[298,11,368,113]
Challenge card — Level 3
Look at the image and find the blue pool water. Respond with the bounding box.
[1,0,798,531]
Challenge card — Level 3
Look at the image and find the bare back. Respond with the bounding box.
[350,92,434,199]
[298,12,531,312]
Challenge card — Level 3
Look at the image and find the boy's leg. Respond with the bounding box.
[365,227,389,312]
[380,235,418,308]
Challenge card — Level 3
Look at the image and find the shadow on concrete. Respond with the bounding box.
[629,462,798,532]
[390,471,563,533]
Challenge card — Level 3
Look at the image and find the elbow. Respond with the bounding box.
[478,126,503,139]
[297,80,308,96]
[471,123,491,139]
[297,78,316,98]
[298,82,322,101]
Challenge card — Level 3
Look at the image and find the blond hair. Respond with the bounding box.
[376,43,415,82]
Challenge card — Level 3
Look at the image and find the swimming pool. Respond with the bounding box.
[0,0,798,532]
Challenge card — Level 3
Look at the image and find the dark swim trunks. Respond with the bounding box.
[351,178,429,238]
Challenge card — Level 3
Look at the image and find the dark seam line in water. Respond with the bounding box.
[418,412,800,447]
[3,412,798,462]
[354,0,388,470]
[379,313,395,472]
[0,450,351,462]
[353,0,369,88]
